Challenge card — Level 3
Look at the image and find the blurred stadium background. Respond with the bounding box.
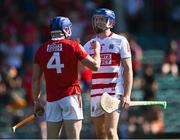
[0,0,180,139]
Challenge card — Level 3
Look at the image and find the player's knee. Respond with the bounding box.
[96,129,106,139]
[107,128,118,138]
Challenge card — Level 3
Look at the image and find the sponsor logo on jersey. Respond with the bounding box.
[109,44,114,49]
[101,43,105,47]
[90,53,112,65]
[101,54,112,65]
[47,43,62,52]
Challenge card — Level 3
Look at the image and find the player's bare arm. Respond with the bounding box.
[32,64,44,115]
[81,41,101,71]
[32,64,43,101]
[121,57,133,109]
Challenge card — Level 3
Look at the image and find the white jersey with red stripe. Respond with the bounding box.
[84,32,131,97]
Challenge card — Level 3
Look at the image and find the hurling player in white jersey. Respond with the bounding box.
[84,8,133,139]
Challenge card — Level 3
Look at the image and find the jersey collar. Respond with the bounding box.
[108,32,113,37]
[96,32,113,39]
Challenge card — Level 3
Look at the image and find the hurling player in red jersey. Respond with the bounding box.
[84,8,133,139]
[32,16,101,139]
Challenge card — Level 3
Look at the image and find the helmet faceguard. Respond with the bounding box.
[50,16,72,38]
[92,8,115,33]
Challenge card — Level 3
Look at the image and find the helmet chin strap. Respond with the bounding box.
[62,32,67,38]
[63,27,72,38]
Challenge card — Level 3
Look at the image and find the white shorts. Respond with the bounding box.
[90,94,121,117]
[46,94,83,122]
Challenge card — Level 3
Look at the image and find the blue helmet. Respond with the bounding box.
[50,16,72,38]
[92,8,115,33]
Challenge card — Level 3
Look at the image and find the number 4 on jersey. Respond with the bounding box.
[47,52,64,73]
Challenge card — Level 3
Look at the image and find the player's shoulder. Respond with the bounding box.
[39,40,52,47]
[61,39,79,47]
[62,39,78,44]
[36,41,49,53]
[111,33,129,46]
[111,33,128,41]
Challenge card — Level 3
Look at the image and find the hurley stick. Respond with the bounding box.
[12,114,36,133]
[100,92,167,113]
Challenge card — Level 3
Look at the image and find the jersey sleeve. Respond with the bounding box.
[83,41,90,53]
[74,43,88,61]
[120,37,131,58]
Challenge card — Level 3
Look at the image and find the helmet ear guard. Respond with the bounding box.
[107,19,115,28]
[63,26,72,38]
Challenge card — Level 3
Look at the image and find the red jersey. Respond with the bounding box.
[34,38,88,102]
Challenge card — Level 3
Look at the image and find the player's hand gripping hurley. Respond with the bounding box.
[100,92,167,113]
